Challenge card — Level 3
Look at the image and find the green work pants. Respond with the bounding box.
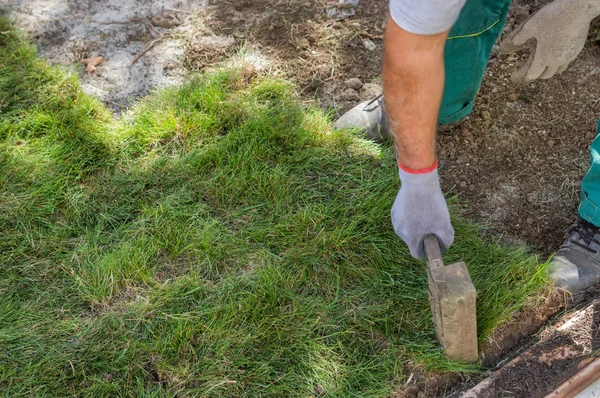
[439,0,512,124]
[444,0,600,226]
[579,120,600,226]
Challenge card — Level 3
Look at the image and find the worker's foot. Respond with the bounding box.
[334,94,468,141]
[334,94,390,142]
[550,217,600,293]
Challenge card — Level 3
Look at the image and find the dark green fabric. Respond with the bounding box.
[438,0,512,123]
[579,120,600,226]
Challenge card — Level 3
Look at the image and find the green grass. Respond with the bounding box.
[0,17,549,396]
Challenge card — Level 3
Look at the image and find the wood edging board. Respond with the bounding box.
[459,298,600,398]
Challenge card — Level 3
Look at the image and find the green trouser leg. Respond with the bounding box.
[438,0,513,124]
[579,120,600,226]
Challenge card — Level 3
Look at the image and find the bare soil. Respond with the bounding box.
[457,297,600,397]
[187,0,388,109]
[444,44,600,255]
[4,0,210,110]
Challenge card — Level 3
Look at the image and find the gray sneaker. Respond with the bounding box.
[334,95,390,142]
[550,217,600,293]
[334,94,468,142]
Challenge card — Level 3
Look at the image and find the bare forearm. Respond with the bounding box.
[383,18,448,170]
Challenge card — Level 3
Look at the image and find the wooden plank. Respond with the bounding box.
[545,356,600,398]
[460,298,600,397]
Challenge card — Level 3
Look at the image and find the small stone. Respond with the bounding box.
[527,192,537,204]
[345,77,363,90]
[490,44,501,58]
[508,93,518,102]
[363,39,377,51]
[193,35,235,51]
[586,131,596,141]
[514,5,532,24]
[547,139,555,147]
[342,88,360,101]
[481,110,492,121]
[150,11,182,28]
[297,38,310,48]
[459,181,467,188]
[361,83,382,99]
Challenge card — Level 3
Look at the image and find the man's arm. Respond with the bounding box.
[383,18,449,170]
[384,16,455,259]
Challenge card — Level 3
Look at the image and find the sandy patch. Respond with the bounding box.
[4,0,210,110]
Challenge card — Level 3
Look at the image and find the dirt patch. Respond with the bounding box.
[481,335,588,397]
[458,298,600,397]
[440,43,600,255]
[4,0,211,110]
[193,0,387,110]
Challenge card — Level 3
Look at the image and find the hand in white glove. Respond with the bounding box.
[391,163,454,259]
[501,0,600,83]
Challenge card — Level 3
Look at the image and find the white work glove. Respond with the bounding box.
[391,163,454,259]
[501,0,600,83]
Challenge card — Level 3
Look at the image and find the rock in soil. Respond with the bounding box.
[342,88,360,101]
[345,77,363,90]
[362,38,377,51]
[150,11,183,28]
[361,83,382,100]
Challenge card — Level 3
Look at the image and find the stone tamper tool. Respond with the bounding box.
[423,234,478,363]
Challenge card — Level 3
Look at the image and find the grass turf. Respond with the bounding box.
[0,17,549,396]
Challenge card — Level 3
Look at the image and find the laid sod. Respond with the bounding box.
[0,17,549,396]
